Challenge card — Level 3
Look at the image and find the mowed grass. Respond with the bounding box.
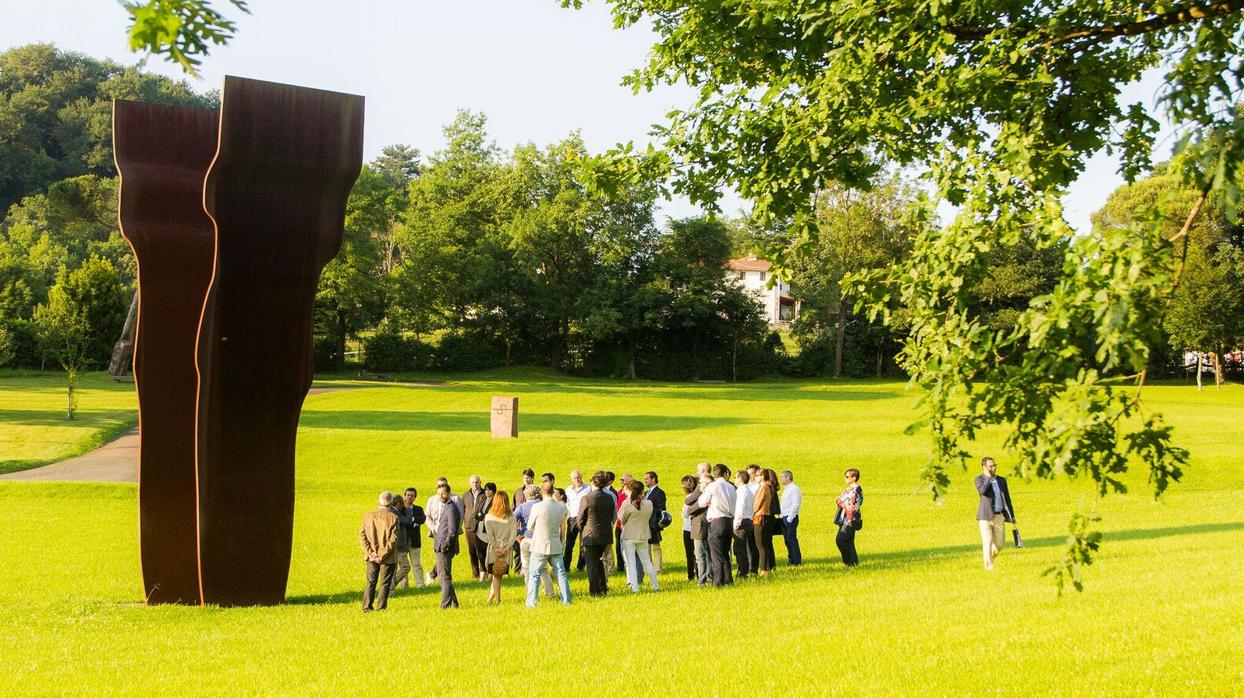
[0,371,137,474]
[0,369,1242,695]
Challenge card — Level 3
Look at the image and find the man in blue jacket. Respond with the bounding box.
[975,457,1017,570]
[432,483,461,608]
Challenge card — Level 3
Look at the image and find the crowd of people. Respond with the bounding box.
[358,457,1016,610]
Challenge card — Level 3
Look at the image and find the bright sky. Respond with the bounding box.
[2,0,1177,233]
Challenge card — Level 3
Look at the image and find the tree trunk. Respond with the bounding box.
[833,304,846,379]
[625,332,638,380]
[65,369,77,420]
[731,332,738,383]
[1211,351,1224,388]
[1196,352,1203,391]
[108,291,139,379]
[334,307,347,373]
[505,338,512,367]
[876,345,883,378]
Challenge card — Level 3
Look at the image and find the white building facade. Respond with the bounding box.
[726,254,799,326]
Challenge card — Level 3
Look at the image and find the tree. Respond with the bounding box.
[783,175,922,378]
[0,44,212,212]
[566,0,1244,590]
[58,256,129,366]
[315,167,389,372]
[0,322,14,367]
[33,282,91,419]
[1166,244,1244,387]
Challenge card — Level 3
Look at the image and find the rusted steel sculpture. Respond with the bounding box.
[114,101,220,605]
[196,77,364,606]
[113,77,364,606]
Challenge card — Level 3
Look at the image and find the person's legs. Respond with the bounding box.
[437,551,458,608]
[649,540,663,574]
[540,559,553,597]
[549,553,571,604]
[410,547,425,588]
[583,543,607,595]
[784,515,802,566]
[476,537,490,580]
[744,522,759,575]
[621,539,640,591]
[991,514,1005,561]
[753,521,769,573]
[393,549,411,589]
[708,519,731,586]
[978,519,995,569]
[362,560,379,611]
[836,525,857,566]
[465,531,481,578]
[526,552,545,607]
[762,525,777,571]
[636,542,659,590]
[693,538,711,585]
[489,573,502,604]
[564,520,580,571]
[615,527,625,570]
[683,530,697,580]
[733,527,749,578]
[602,542,615,576]
[376,562,395,609]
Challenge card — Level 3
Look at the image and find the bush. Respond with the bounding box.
[362,333,434,373]
[435,332,502,372]
[313,336,338,373]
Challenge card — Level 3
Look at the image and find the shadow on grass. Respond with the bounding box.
[298,410,754,432]
[843,521,1244,567]
[0,409,132,427]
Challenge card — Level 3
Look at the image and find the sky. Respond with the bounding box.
[2,0,1177,233]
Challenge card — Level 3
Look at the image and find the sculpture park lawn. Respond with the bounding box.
[0,371,136,474]
[0,368,1241,694]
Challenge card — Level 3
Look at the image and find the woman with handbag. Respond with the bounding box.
[752,469,777,576]
[482,490,518,604]
[834,468,863,567]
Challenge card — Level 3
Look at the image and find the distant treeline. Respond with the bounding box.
[3,45,1237,382]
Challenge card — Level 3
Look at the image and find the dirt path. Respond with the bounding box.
[0,385,370,484]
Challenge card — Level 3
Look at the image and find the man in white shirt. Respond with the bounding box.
[732,470,757,578]
[525,482,572,607]
[696,464,737,587]
[779,470,803,566]
[563,469,590,572]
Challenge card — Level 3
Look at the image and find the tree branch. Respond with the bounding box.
[948,0,1244,44]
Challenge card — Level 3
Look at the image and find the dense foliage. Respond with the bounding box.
[565,0,1244,588]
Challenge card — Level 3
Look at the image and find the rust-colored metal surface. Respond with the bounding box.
[196,77,364,606]
[113,100,219,605]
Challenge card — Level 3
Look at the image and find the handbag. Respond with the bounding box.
[1012,528,1023,548]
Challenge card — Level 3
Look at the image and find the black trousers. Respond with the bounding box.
[564,517,581,571]
[682,530,697,580]
[435,550,459,608]
[708,518,734,586]
[836,524,859,566]
[733,519,756,577]
[615,526,624,570]
[465,531,482,577]
[363,561,395,610]
[582,542,608,595]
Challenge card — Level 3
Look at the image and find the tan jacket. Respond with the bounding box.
[753,483,774,522]
[482,514,517,565]
[359,507,399,564]
[618,499,653,541]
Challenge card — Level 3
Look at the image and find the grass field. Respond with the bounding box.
[0,372,137,474]
[0,369,1241,695]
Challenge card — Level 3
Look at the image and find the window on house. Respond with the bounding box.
[759,271,766,282]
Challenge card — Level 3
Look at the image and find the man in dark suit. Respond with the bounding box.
[577,471,615,596]
[462,474,489,581]
[643,471,667,574]
[974,456,1017,570]
[432,483,462,608]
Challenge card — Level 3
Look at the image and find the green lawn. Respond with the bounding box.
[0,371,137,474]
[1,369,1242,695]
